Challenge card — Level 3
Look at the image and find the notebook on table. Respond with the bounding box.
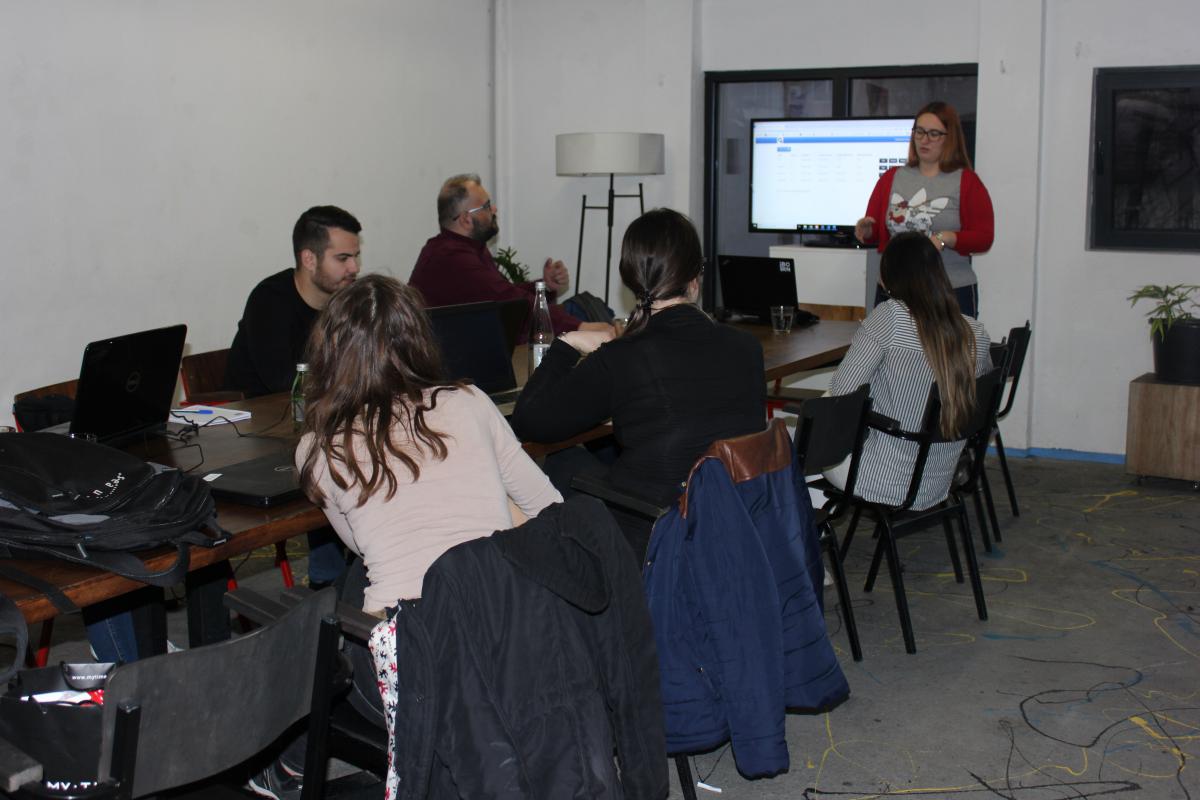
[204,450,303,508]
[428,301,523,406]
[716,255,804,324]
[45,324,188,446]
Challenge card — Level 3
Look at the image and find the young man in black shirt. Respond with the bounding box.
[225,205,362,397]
[225,205,362,590]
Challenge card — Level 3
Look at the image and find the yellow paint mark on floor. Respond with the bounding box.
[1082,489,1139,513]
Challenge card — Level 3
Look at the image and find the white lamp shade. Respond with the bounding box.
[555,132,665,176]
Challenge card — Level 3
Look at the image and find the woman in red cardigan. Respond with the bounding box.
[854,101,994,318]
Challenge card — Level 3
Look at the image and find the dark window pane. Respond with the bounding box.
[850,76,978,120]
[1110,88,1200,232]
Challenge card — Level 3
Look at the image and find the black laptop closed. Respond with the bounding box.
[206,451,303,508]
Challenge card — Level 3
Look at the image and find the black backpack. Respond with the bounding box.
[0,432,228,599]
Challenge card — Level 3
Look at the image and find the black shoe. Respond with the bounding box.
[308,579,334,591]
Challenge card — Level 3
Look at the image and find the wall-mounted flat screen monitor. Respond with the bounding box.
[749,117,913,235]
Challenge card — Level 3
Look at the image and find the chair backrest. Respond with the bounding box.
[872,367,1005,511]
[792,385,871,497]
[996,321,1031,421]
[13,380,78,403]
[180,348,244,404]
[680,419,793,518]
[97,588,338,798]
[12,380,79,432]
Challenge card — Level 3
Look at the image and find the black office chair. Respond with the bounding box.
[241,579,391,782]
[788,385,872,662]
[991,322,1032,518]
[2,588,344,800]
[831,368,1004,654]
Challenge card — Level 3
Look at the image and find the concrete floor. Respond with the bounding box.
[21,456,1200,799]
[678,457,1200,800]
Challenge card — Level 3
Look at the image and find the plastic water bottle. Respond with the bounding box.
[291,363,309,428]
[528,280,554,374]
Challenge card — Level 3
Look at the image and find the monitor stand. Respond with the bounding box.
[804,232,861,248]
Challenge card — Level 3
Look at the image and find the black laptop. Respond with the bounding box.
[205,450,303,508]
[428,302,523,405]
[717,255,801,323]
[48,324,188,445]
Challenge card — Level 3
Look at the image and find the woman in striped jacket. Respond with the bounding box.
[826,231,991,509]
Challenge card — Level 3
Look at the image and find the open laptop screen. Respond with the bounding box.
[70,324,188,443]
[717,255,799,323]
[427,303,518,395]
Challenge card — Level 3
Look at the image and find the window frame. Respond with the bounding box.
[1089,65,1200,252]
[702,63,979,310]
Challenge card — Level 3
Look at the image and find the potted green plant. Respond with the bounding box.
[1128,283,1200,384]
[495,247,531,285]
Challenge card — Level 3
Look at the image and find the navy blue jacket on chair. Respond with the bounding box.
[642,420,850,778]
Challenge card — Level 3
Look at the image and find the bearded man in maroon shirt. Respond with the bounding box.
[409,173,615,338]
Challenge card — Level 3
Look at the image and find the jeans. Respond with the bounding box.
[82,610,139,664]
[306,527,347,585]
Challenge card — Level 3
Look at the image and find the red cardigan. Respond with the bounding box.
[862,167,994,256]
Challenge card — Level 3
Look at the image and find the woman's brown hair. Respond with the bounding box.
[880,232,977,438]
[618,208,704,337]
[297,274,460,508]
[906,100,973,173]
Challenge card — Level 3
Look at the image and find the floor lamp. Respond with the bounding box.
[556,132,665,305]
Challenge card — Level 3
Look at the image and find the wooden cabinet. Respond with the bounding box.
[1125,373,1200,482]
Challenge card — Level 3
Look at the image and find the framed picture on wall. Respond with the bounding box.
[1090,65,1200,251]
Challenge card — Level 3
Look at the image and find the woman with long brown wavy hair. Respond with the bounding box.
[826,232,991,509]
[854,100,994,318]
[296,274,561,613]
[252,275,561,796]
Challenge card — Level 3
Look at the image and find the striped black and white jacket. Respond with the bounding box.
[830,300,991,510]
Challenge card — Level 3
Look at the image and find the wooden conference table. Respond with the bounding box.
[1,320,859,628]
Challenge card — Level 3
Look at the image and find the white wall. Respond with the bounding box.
[9,0,1198,454]
[496,0,698,315]
[1035,0,1200,454]
[701,0,979,70]
[0,1,493,426]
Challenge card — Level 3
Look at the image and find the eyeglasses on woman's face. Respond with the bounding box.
[912,126,947,141]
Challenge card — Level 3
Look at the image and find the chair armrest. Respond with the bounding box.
[277,587,380,644]
[225,587,380,643]
[223,587,290,626]
[867,411,901,432]
[571,474,668,521]
[0,734,42,793]
[335,603,382,644]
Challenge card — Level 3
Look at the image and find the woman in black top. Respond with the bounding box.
[512,209,766,526]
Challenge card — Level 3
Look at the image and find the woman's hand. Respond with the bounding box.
[929,231,958,252]
[560,327,614,355]
[854,216,876,244]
